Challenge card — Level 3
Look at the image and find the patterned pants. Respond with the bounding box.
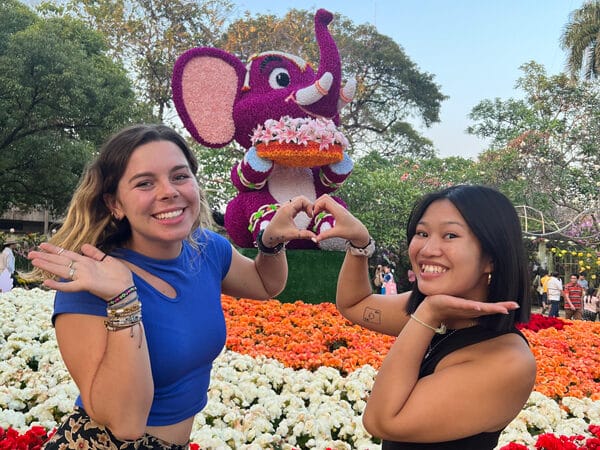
[43,407,189,450]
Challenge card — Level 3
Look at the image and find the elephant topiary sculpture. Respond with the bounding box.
[172,9,355,249]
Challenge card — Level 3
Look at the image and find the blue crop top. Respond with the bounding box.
[52,229,232,426]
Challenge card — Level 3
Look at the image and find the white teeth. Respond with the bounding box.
[421,264,447,274]
[155,209,183,220]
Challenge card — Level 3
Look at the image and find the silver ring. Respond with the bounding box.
[67,260,74,269]
[57,248,65,255]
[68,267,76,280]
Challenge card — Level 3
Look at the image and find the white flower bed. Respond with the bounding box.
[1,288,598,449]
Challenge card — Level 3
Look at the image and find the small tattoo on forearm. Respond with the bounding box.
[363,307,382,324]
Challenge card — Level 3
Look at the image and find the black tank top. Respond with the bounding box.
[382,326,527,450]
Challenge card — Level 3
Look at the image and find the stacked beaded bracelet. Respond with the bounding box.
[105,297,142,331]
[108,285,137,307]
[255,229,285,255]
[105,286,142,330]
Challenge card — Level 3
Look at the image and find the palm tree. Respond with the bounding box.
[561,1,600,80]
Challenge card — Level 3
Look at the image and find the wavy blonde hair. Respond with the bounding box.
[47,124,213,257]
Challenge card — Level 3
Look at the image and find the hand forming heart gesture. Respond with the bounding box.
[311,194,371,247]
[258,194,370,248]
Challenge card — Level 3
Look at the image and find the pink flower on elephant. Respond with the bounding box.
[172,9,356,249]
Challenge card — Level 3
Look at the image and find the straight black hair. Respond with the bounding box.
[405,185,531,331]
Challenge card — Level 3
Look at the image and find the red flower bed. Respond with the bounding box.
[517,314,573,332]
[499,424,600,449]
[0,426,50,450]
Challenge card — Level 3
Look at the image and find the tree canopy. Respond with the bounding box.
[45,0,235,121]
[0,0,143,215]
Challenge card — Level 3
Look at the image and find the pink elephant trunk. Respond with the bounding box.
[304,9,342,122]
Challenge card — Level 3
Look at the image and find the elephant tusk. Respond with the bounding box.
[295,72,333,106]
[337,77,357,111]
[315,78,328,96]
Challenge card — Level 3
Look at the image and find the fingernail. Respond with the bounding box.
[311,237,317,243]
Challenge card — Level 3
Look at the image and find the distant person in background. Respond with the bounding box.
[531,269,542,307]
[540,269,550,314]
[373,264,384,293]
[382,265,393,284]
[381,265,396,295]
[582,288,599,322]
[577,273,589,291]
[546,271,563,318]
[0,239,17,292]
[563,273,584,320]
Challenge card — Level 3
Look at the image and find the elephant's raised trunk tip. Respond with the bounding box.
[315,9,333,26]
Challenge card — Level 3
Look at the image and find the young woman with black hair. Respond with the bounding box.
[313,184,536,450]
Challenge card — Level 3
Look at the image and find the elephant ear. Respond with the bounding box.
[172,48,245,148]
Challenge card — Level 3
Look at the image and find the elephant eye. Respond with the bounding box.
[268,68,291,89]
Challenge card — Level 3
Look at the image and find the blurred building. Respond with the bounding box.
[0,208,62,235]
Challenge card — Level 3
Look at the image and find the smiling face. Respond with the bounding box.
[408,199,493,302]
[104,140,200,259]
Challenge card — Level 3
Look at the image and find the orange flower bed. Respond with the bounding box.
[521,321,600,401]
[222,296,600,399]
[222,296,395,375]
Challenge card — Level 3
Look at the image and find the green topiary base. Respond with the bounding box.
[237,248,345,304]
